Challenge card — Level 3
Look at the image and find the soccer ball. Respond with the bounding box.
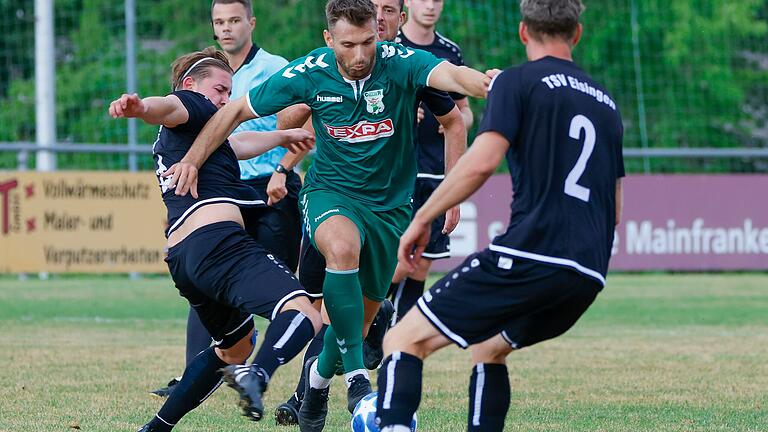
[351,392,417,432]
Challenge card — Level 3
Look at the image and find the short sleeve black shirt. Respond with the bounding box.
[478,57,625,284]
[152,90,265,237]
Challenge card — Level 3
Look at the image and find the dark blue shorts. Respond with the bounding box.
[413,178,450,259]
[165,221,310,349]
[417,248,601,349]
[241,171,303,272]
[298,236,326,299]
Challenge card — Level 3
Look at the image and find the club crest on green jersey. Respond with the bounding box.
[364,89,385,115]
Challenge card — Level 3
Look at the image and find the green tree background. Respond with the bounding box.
[0,0,766,172]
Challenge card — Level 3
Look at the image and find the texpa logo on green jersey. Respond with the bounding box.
[324,119,395,143]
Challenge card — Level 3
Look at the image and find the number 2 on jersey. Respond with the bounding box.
[565,115,595,202]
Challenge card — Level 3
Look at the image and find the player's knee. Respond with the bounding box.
[391,262,409,284]
[470,350,508,365]
[216,331,255,365]
[470,336,514,364]
[384,324,431,360]
[383,329,405,356]
[280,296,323,333]
[411,259,432,280]
[281,296,323,333]
[320,239,360,269]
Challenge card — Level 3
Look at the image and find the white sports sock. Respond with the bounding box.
[309,359,333,389]
[344,369,369,388]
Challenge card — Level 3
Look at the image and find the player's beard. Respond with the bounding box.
[340,57,374,80]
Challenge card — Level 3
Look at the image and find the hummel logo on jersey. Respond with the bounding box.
[363,89,384,114]
[325,119,395,143]
[381,44,415,59]
[317,94,343,103]
[282,53,330,78]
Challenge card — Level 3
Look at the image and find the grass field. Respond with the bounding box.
[1,274,767,431]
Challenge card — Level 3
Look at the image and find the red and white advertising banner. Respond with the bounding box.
[432,175,768,272]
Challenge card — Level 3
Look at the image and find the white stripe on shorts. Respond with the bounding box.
[421,251,451,259]
[271,290,311,321]
[416,297,469,348]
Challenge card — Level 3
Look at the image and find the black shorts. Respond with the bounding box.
[417,248,601,349]
[165,221,310,349]
[241,171,303,272]
[298,237,326,299]
[413,177,450,259]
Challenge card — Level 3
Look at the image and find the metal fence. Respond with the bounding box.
[1,0,767,173]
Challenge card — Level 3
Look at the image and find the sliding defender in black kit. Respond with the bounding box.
[109,47,322,431]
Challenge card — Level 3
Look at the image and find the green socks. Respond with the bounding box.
[317,269,365,378]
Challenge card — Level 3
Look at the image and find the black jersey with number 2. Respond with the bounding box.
[152,90,265,238]
[478,57,625,286]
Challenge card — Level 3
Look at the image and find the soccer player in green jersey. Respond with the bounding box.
[163,1,495,429]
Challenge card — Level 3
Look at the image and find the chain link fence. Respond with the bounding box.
[1,0,767,172]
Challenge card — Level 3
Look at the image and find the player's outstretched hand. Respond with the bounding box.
[281,128,315,154]
[398,220,431,273]
[267,172,288,206]
[442,205,461,235]
[108,93,145,119]
[162,162,199,199]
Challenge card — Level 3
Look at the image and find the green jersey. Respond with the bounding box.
[247,42,444,211]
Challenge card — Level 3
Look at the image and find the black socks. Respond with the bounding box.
[467,363,510,432]
[252,309,315,385]
[376,351,423,429]
[150,346,228,431]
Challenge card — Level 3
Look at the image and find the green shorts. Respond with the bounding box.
[300,187,411,302]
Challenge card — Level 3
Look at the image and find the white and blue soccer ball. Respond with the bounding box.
[351,392,417,432]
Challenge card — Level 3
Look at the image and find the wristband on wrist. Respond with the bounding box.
[274,164,291,174]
